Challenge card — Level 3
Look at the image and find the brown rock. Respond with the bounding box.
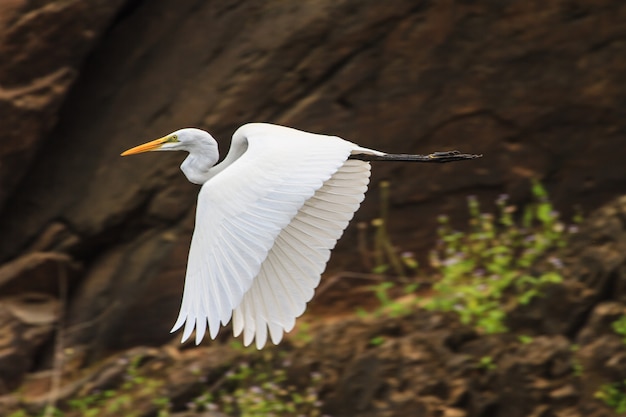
[443,407,467,417]
[568,196,626,302]
[63,228,186,360]
[0,293,60,393]
[0,305,619,417]
[576,334,626,400]
[0,251,79,297]
[553,409,584,417]
[510,197,626,338]
[0,0,127,209]
[549,384,579,405]
[577,302,626,345]
[528,405,551,417]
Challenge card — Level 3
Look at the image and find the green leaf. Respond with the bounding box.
[372,264,389,274]
[369,336,385,346]
[536,203,553,224]
[531,180,548,199]
[404,283,419,293]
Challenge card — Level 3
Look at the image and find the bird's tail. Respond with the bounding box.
[350,150,482,163]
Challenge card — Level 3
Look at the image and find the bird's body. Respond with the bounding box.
[121,123,480,349]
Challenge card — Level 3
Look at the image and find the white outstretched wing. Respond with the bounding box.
[171,123,372,347]
[232,159,371,348]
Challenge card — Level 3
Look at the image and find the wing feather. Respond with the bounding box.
[233,159,371,347]
[171,123,361,345]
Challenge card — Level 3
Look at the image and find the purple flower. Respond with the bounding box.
[548,256,563,269]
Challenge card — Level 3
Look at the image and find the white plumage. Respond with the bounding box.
[122,123,379,349]
[121,123,480,349]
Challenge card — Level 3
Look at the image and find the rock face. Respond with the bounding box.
[0,0,126,209]
[0,0,626,409]
[0,293,60,393]
[4,304,624,417]
[293,314,612,417]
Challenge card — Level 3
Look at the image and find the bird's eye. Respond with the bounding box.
[169,135,179,142]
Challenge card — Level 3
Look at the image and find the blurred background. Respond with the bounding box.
[1,1,626,416]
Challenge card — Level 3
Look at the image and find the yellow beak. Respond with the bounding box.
[120,136,169,156]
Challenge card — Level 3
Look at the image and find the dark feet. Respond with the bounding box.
[350,151,483,163]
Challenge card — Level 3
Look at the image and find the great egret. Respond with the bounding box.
[121,123,480,349]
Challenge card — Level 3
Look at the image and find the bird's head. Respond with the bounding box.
[121,128,220,185]
[121,128,216,156]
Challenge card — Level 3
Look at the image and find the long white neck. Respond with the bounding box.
[179,139,219,185]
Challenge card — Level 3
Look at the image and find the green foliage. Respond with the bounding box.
[191,358,324,417]
[425,181,569,333]
[612,315,626,344]
[354,181,422,319]
[596,380,626,414]
[572,360,584,378]
[477,356,497,371]
[291,321,313,345]
[229,339,256,352]
[369,336,386,346]
[370,282,411,317]
[358,180,575,335]
[372,281,394,307]
[568,344,584,377]
[362,281,418,319]
[153,397,171,417]
[594,317,626,412]
[517,335,534,344]
[362,181,420,278]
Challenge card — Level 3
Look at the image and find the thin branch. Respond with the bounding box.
[316,271,432,297]
[63,301,119,335]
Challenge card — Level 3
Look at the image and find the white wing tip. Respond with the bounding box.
[171,315,227,345]
[174,314,297,349]
[171,313,186,333]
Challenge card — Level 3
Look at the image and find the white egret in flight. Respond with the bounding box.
[121,123,480,349]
